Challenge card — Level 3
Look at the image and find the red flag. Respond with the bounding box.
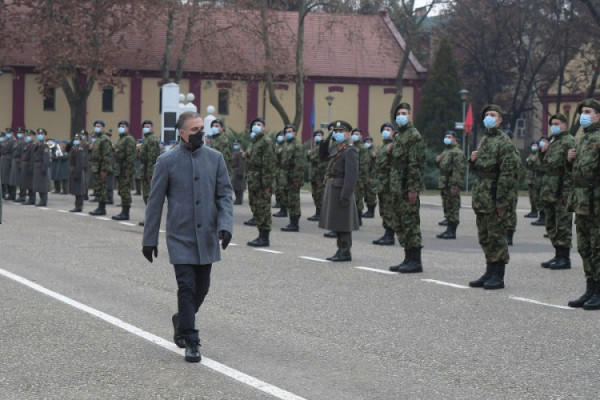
[464,104,473,135]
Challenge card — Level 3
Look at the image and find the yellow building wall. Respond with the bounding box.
[199,80,248,133]
[24,74,72,140]
[85,78,131,136]
[313,83,359,137]
[140,78,163,135]
[257,82,299,137]
[0,73,13,130]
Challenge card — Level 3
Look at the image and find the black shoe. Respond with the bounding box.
[438,218,448,226]
[307,213,320,221]
[89,208,106,216]
[469,263,493,288]
[281,224,299,232]
[244,218,257,226]
[362,206,375,218]
[541,257,557,268]
[272,209,287,217]
[172,314,185,349]
[548,258,571,270]
[524,211,538,218]
[184,339,201,363]
[326,254,351,262]
[69,208,82,213]
[139,221,145,226]
[324,231,337,238]
[397,248,423,273]
[483,263,505,290]
[568,279,595,308]
[247,230,270,247]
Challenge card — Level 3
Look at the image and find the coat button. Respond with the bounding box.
[196,200,200,205]
[194,176,199,181]
[197,223,202,228]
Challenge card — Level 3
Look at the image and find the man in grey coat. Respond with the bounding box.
[142,111,233,363]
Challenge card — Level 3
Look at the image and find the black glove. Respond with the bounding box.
[142,246,158,263]
[339,198,349,208]
[219,230,232,250]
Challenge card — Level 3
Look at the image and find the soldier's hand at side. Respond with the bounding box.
[435,155,442,163]
[142,246,158,263]
[567,148,576,162]
[470,151,478,162]
[408,191,418,205]
[386,143,393,153]
[497,207,506,218]
[219,230,232,250]
[100,171,107,179]
[450,188,458,196]
[264,187,271,195]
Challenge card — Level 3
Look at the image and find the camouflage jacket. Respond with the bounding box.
[436,144,466,190]
[278,138,304,188]
[114,134,136,176]
[470,127,519,213]
[210,134,233,176]
[373,138,394,193]
[307,145,327,184]
[524,152,539,185]
[90,133,113,174]
[356,141,370,185]
[539,131,575,204]
[389,123,426,194]
[246,133,275,191]
[139,133,160,179]
[567,122,600,216]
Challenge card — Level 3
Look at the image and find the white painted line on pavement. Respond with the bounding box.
[299,256,329,263]
[355,266,396,275]
[255,249,283,254]
[57,210,68,213]
[119,222,136,226]
[38,207,50,210]
[422,279,469,289]
[0,267,307,400]
[75,213,88,217]
[96,217,111,221]
[509,295,573,310]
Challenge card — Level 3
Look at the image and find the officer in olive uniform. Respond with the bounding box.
[318,120,359,261]
[10,128,25,202]
[278,124,305,232]
[435,130,466,239]
[307,130,327,221]
[539,113,575,270]
[567,99,600,310]
[89,120,114,216]
[208,119,233,176]
[351,128,369,226]
[32,128,51,206]
[231,140,246,204]
[468,105,519,290]
[139,120,160,225]
[246,117,276,247]
[69,134,86,212]
[362,136,377,218]
[20,130,36,205]
[388,103,426,273]
[372,123,396,246]
[1,128,15,200]
[112,120,137,220]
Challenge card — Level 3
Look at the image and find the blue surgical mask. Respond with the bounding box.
[285,132,293,140]
[381,130,391,139]
[142,127,151,135]
[252,124,262,134]
[364,142,372,149]
[250,131,256,139]
[444,137,452,146]
[276,135,284,143]
[94,127,101,133]
[73,140,80,146]
[396,115,408,126]
[483,116,496,129]
[550,125,561,135]
[531,145,538,152]
[37,134,44,141]
[211,126,220,135]
[314,136,322,143]
[118,127,126,134]
[0,137,4,143]
[351,134,359,142]
[539,140,546,148]
[91,138,97,143]
[24,136,32,143]
[233,145,239,151]
[580,114,592,128]
[333,132,345,143]
[17,133,23,139]
[5,132,12,138]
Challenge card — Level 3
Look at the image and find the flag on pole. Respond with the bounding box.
[310,101,316,131]
[465,104,473,135]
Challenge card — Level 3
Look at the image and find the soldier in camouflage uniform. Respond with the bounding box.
[388,104,426,273]
[539,113,575,270]
[530,141,546,226]
[139,120,160,226]
[372,123,396,246]
[278,124,305,232]
[503,129,523,246]
[468,105,519,290]
[89,120,113,216]
[351,128,369,227]
[208,119,233,176]
[524,142,540,218]
[112,120,136,220]
[246,118,276,247]
[567,99,600,310]
[362,136,377,218]
[272,131,286,217]
[435,130,466,239]
[307,130,327,221]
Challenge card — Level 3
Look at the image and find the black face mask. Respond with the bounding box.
[188,132,204,149]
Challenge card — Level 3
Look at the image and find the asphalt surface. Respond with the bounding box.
[1,191,599,399]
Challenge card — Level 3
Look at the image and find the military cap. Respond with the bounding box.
[576,98,600,114]
[313,129,324,136]
[93,120,106,127]
[211,118,224,128]
[364,136,373,143]
[548,112,568,125]
[481,104,503,120]
[275,130,284,137]
[332,120,352,132]
[80,129,88,135]
[233,139,241,145]
[327,121,336,131]
[284,124,297,132]
[250,117,265,127]
[351,128,363,134]
[118,120,130,127]
[5,127,13,132]
[393,103,412,116]
[37,128,48,135]
[26,129,35,135]
[142,119,153,126]
[444,129,457,138]
[380,122,395,132]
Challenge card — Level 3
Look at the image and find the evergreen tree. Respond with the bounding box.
[415,38,463,153]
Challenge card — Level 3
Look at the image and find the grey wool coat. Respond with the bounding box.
[143,141,233,265]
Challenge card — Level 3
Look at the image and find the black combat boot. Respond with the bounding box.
[389,247,408,272]
[469,263,494,288]
[506,229,514,246]
[172,314,185,349]
[272,206,287,217]
[89,202,106,216]
[357,209,362,227]
[541,247,559,268]
[483,262,505,290]
[437,222,457,239]
[307,208,320,221]
[324,231,337,238]
[569,279,595,308]
[583,281,600,310]
[549,247,571,270]
[281,216,299,232]
[184,337,201,363]
[438,218,448,226]
[374,228,395,245]
[531,211,545,226]
[524,209,538,218]
[247,230,270,247]
[243,217,257,226]
[398,248,423,273]
[112,205,130,221]
[327,232,352,261]
[362,205,375,218]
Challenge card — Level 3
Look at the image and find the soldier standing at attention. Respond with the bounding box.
[20,130,36,205]
[112,120,136,220]
[89,120,113,216]
[318,120,359,261]
[246,117,275,247]
[372,123,396,246]
[69,134,86,212]
[272,131,287,218]
[208,119,233,177]
[388,103,426,273]
[10,128,26,202]
[567,99,600,310]
[531,140,546,226]
[539,113,575,270]
[307,130,327,221]
[139,120,160,226]
[468,105,518,290]
[1,128,15,200]
[32,128,51,207]
[351,128,369,226]
[524,141,540,218]
[279,124,305,232]
[503,129,523,246]
[231,140,246,205]
[362,136,377,219]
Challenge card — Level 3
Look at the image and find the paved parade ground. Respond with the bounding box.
[1,191,599,399]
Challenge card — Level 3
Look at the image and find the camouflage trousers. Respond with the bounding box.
[545,201,573,248]
[504,195,518,231]
[364,182,377,207]
[392,192,422,249]
[354,182,365,213]
[117,175,133,206]
[575,214,600,280]
[476,212,509,264]
[530,182,542,212]
[142,178,151,204]
[92,173,107,203]
[378,190,396,231]
[440,189,461,224]
[249,189,272,231]
[281,185,301,218]
[311,180,324,209]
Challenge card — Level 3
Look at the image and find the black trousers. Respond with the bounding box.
[174,264,212,341]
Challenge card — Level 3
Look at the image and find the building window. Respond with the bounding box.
[102,87,114,112]
[218,89,230,115]
[43,87,55,111]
